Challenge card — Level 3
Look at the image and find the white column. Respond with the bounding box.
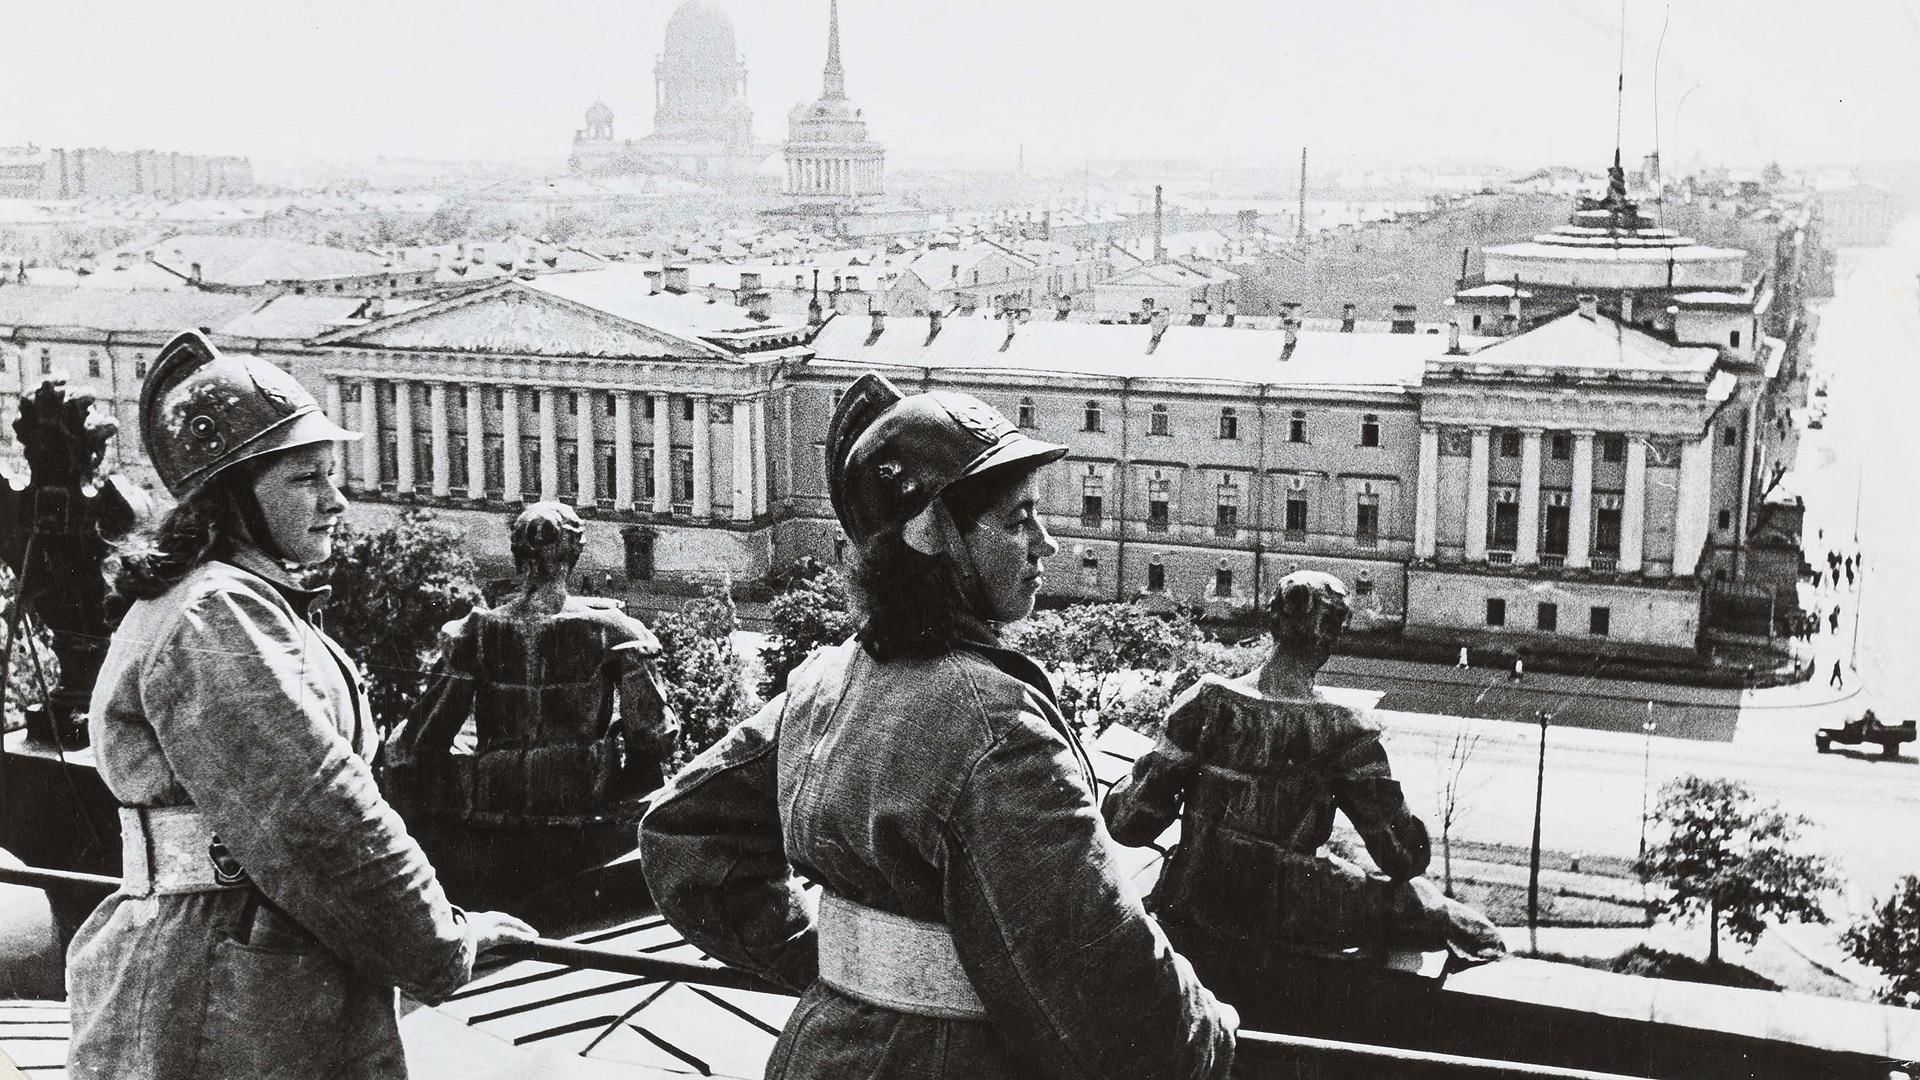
[358,379,379,489]
[692,394,712,519]
[428,382,451,497]
[575,393,596,508]
[1414,424,1439,559]
[1568,431,1594,569]
[1673,434,1715,577]
[651,393,672,513]
[731,400,753,522]
[751,398,769,515]
[501,388,523,500]
[613,390,635,510]
[393,381,415,494]
[1621,436,1647,573]
[1515,428,1542,565]
[538,388,560,501]
[465,384,486,500]
[1465,426,1490,561]
[323,379,350,466]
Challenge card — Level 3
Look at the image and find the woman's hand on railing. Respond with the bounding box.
[465,910,538,955]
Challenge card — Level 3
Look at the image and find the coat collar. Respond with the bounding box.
[224,546,333,620]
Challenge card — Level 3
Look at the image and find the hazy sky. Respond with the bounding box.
[4,0,1917,174]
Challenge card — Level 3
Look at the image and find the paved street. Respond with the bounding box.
[1356,218,1920,916]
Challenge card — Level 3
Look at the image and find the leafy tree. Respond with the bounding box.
[319,508,483,733]
[759,557,856,698]
[654,583,752,764]
[1843,875,1920,1007]
[1006,603,1202,733]
[1635,775,1838,964]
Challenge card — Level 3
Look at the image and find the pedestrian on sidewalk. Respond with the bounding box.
[1457,646,1469,669]
[1830,605,1842,633]
[1510,656,1524,683]
[1846,561,1856,588]
[1812,569,1823,589]
[1831,659,1845,689]
[1830,550,1841,574]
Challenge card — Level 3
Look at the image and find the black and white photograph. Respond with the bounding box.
[1,0,1918,1076]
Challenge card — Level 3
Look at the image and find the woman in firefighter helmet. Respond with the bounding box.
[641,373,1236,1079]
[67,331,533,1079]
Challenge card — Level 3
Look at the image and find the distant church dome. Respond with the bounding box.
[585,100,614,126]
[663,1,737,64]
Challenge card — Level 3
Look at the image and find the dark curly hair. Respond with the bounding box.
[850,461,1039,662]
[106,470,254,607]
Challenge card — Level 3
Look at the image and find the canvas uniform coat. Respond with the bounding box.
[66,551,475,1079]
[640,624,1235,1080]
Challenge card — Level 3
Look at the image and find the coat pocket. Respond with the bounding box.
[201,933,349,1078]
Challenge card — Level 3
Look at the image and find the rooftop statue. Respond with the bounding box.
[382,501,678,912]
[1102,570,1504,996]
[0,377,149,745]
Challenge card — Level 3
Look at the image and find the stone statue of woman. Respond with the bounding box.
[1102,570,1504,994]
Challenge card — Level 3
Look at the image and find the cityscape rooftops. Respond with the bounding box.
[1424,308,1723,386]
[102,234,393,287]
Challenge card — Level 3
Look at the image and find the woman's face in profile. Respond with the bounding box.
[963,472,1058,624]
[250,443,349,566]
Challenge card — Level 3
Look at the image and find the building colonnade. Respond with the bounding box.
[325,376,770,522]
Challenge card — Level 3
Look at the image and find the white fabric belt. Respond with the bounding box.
[118,806,248,897]
[815,893,988,1021]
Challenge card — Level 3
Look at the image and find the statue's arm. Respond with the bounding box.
[388,615,479,761]
[613,642,680,761]
[1100,680,1211,848]
[1327,728,1431,881]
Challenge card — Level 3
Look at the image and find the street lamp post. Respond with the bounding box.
[1527,709,1551,954]
[1640,702,1658,901]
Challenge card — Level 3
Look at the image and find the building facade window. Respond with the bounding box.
[1492,501,1520,550]
[1080,550,1099,587]
[1498,430,1521,457]
[1730,329,1742,348]
[683,397,696,422]
[1550,432,1570,460]
[559,448,578,499]
[1723,425,1739,447]
[1288,410,1308,443]
[1214,566,1233,598]
[1214,479,1239,538]
[1285,494,1309,536]
[1589,606,1611,636]
[522,439,542,498]
[1355,492,1379,545]
[1083,400,1104,433]
[1717,508,1732,530]
[1017,396,1037,429]
[453,386,467,409]
[1486,597,1506,626]
[1149,403,1171,437]
[1601,434,1626,463]
[672,449,695,504]
[1146,478,1170,533]
[449,435,469,488]
[1081,473,1105,527]
[340,382,360,404]
[1537,602,1558,632]
[1146,560,1165,592]
[87,351,101,378]
[39,348,51,374]
[1218,407,1238,441]
[1360,414,1380,448]
[484,436,504,494]
[1594,506,1623,556]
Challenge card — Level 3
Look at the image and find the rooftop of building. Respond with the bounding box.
[1424,307,1725,388]
[528,265,812,342]
[100,234,393,287]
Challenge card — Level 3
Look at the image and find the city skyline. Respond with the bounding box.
[4,0,1917,177]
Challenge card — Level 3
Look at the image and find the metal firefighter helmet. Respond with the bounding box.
[826,372,1067,545]
[140,330,359,498]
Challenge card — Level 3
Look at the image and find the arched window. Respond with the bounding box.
[1360,413,1380,448]
[1083,400,1104,433]
[1017,396,1037,429]
[1219,407,1239,441]
[1149,403,1170,436]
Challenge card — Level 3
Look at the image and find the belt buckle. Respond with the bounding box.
[207,836,249,887]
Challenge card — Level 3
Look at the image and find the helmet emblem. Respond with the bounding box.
[187,413,225,455]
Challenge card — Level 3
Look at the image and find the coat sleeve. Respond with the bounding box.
[141,584,475,1003]
[1326,726,1431,881]
[637,695,818,993]
[1100,679,1211,848]
[945,688,1235,1080]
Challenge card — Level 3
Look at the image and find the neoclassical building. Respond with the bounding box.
[782,0,885,201]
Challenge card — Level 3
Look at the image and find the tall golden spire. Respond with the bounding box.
[822,0,846,100]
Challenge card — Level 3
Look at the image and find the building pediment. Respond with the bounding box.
[316,282,729,361]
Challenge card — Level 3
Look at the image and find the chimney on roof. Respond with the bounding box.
[926,309,944,343]
[1189,297,1210,326]
[867,309,885,342]
[190,262,203,285]
[644,268,663,295]
[431,252,443,270]
[1505,276,1523,333]
[115,251,135,271]
[1577,293,1599,320]
[1390,303,1416,334]
[1447,320,1462,354]
[664,265,690,294]
[1223,297,1237,327]
[1148,307,1172,350]
[1340,302,1356,333]
[746,291,773,321]
[366,295,386,320]
[1619,290,1636,323]
[1002,315,1017,350]
[739,270,762,292]
[1153,185,1165,262]
[1281,325,1299,362]
[1055,293,1072,321]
